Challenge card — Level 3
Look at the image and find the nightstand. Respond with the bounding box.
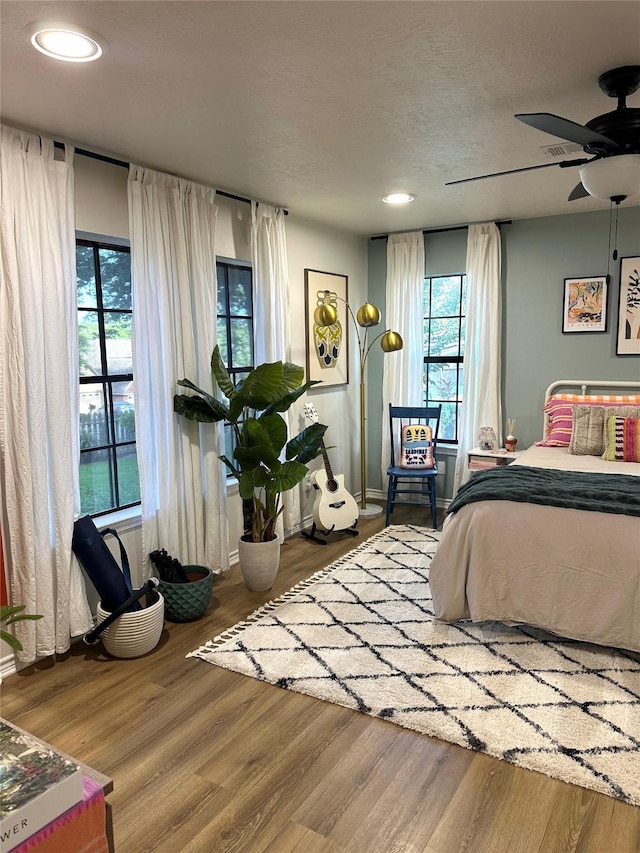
[467,447,524,471]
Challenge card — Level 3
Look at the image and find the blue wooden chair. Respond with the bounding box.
[385,404,441,529]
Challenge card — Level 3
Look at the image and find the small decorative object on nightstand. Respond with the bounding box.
[477,426,498,451]
[467,447,524,470]
[505,418,518,453]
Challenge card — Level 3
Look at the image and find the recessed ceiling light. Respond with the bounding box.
[381,193,416,205]
[27,22,104,62]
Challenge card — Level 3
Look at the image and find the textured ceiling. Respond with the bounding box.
[1,1,639,236]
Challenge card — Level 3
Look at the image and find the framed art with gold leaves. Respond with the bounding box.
[304,269,349,387]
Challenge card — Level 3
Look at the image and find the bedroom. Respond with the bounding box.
[1,1,640,851]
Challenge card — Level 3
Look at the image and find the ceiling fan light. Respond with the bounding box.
[579,155,640,201]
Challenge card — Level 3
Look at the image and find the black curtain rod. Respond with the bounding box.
[54,140,288,214]
[370,220,511,240]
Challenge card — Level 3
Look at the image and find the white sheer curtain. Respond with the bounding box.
[453,222,503,494]
[250,202,299,533]
[128,165,229,576]
[0,125,92,661]
[381,232,425,480]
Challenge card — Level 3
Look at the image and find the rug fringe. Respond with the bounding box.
[186,524,434,657]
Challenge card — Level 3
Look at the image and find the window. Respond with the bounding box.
[216,259,254,464]
[76,239,140,516]
[423,274,467,444]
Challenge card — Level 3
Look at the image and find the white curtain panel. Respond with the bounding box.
[250,202,300,534]
[0,126,92,661]
[453,222,503,494]
[381,232,425,481]
[128,165,229,576]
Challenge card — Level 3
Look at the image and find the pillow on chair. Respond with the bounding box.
[400,424,434,469]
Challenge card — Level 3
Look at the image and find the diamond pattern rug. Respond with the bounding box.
[188,524,640,805]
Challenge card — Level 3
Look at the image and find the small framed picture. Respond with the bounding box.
[562,276,608,333]
[616,256,640,356]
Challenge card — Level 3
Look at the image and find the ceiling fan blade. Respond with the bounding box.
[568,181,590,201]
[445,158,589,187]
[515,113,617,150]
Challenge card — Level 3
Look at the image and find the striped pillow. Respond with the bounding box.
[537,394,640,448]
[602,416,640,463]
[569,405,640,456]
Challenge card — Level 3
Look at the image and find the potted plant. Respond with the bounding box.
[174,346,327,590]
[0,605,43,652]
[149,550,214,622]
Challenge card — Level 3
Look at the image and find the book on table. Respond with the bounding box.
[0,719,84,852]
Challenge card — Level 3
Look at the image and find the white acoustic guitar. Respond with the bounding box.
[304,403,359,534]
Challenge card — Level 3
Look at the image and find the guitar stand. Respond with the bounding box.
[301,521,359,546]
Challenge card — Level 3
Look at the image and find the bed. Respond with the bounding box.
[430,380,640,653]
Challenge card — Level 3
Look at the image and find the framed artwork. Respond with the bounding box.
[304,269,349,387]
[562,276,608,333]
[616,256,640,355]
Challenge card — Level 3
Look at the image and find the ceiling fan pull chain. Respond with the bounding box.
[613,202,620,262]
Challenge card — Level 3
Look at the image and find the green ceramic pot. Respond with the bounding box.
[158,566,213,622]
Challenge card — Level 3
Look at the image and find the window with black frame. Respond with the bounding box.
[216,259,254,465]
[423,274,467,444]
[76,239,140,516]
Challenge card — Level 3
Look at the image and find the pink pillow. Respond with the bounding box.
[536,398,572,447]
[536,394,640,448]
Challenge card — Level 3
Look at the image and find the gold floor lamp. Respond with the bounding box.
[314,294,403,517]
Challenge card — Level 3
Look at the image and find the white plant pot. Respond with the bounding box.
[96,591,164,659]
[238,534,281,591]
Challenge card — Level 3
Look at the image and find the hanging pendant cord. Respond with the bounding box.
[606,196,625,284]
[606,200,614,285]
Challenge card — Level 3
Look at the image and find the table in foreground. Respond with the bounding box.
[1,718,114,853]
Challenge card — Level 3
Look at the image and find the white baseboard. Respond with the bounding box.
[1,652,17,680]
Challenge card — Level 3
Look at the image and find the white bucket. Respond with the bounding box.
[96,591,164,658]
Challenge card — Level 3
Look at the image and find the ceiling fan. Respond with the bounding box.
[446,65,640,202]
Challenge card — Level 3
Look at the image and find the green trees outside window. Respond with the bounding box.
[423,275,467,443]
[77,239,139,516]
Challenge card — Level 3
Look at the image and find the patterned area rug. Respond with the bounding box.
[189,524,640,805]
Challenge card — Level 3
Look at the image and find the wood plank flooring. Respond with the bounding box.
[3,505,639,852]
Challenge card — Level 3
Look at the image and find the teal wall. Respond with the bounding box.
[367,205,640,498]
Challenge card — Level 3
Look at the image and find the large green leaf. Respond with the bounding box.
[228,395,247,423]
[0,605,42,652]
[286,422,327,464]
[258,413,288,455]
[0,631,23,651]
[268,460,307,493]
[234,419,280,468]
[252,462,280,488]
[176,378,221,411]
[211,345,236,400]
[261,380,322,416]
[174,393,228,423]
[235,361,305,411]
[238,470,257,501]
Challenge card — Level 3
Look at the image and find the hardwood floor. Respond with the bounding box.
[3,505,639,852]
